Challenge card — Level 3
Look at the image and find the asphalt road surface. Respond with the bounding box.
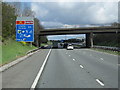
[36,49,118,88]
[2,49,118,88]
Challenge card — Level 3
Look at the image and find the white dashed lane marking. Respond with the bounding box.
[69,55,71,56]
[73,59,76,61]
[80,65,84,69]
[96,79,105,86]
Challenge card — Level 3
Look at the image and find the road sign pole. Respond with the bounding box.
[31,42,32,47]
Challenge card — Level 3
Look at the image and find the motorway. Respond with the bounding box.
[36,49,118,88]
[2,49,118,88]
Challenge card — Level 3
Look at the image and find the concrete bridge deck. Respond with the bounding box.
[39,26,119,35]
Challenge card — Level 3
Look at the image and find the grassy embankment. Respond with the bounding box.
[91,48,120,56]
[1,39,37,66]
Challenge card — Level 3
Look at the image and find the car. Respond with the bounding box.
[41,46,46,49]
[67,44,74,50]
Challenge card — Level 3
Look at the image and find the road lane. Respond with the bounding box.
[80,49,118,65]
[2,48,118,88]
[36,49,103,88]
[2,49,50,88]
[67,49,118,88]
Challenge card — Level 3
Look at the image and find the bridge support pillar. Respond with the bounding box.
[37,35,41,48]
[86,32,93,48]
[90,32,93,48]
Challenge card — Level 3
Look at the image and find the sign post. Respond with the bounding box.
[16,17,34,42]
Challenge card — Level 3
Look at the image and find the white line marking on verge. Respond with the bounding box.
[96,79,105,86]
[31,49,52,89]
[73,59,75,61]
[80,65,84,69]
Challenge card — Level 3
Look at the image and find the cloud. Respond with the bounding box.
[87,2,118,24]
[31,3,49,18]
[30,2,118,25]
[41,21,63,26]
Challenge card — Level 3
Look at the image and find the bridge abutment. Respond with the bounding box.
[37,35,41,48]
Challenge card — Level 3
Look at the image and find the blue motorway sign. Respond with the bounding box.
[16,18,34,42]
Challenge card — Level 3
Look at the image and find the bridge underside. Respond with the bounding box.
[38,27,120,48]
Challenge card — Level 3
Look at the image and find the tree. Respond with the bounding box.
[2,2,48,45]
[2,2,17,41]
[93,33,119,47]
[34,18,48,46]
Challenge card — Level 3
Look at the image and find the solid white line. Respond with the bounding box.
[31,49,52,89]
[96,79,105,86]
[80,65,84,69]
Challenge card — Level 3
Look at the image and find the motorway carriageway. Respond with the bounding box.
[2,49,118,88]
[36,49,118,88]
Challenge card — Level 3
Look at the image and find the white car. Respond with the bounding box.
[67,44,74,50]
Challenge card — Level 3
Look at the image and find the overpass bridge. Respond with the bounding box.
[37,26,120,48]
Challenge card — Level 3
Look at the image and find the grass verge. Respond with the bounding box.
[91,48,120,56]
[1,39,37,66]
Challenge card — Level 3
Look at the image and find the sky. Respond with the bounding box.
[30,2,118,26]
[47,34,86,40]
[4,0,119,40]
